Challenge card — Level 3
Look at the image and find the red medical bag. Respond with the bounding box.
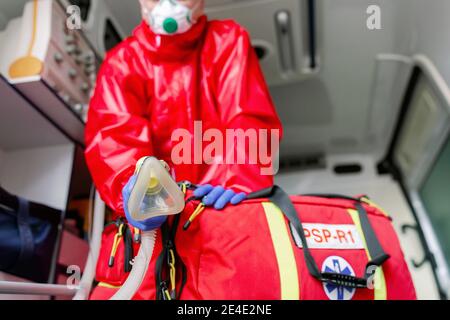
[91,186,416,300]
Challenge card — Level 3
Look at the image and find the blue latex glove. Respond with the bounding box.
[193,185,247,210]
[122,175,167,231]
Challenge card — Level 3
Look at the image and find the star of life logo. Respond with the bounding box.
[321,256,356,300]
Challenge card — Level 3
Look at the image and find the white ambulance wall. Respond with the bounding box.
[0,144,75,210]
[272,0,413,159]
[363,0,450,161]
[0,11,6,30]
[0,0,29,30]
[275,0,450,160]
[409,0,450,86]
[104,0,141,36]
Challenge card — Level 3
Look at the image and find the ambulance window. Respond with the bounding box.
[419,135,450,268]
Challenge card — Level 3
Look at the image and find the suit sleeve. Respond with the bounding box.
[85,51,153,214]
[212,27,283,192]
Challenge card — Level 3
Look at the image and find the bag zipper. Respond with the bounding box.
[107,218,134,273]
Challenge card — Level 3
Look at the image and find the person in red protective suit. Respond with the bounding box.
[85,0,282,221]
[85,0,282,300]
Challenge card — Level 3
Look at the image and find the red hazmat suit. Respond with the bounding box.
[85,16,282,217]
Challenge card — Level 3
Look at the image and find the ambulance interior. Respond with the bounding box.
[0,0,449,300]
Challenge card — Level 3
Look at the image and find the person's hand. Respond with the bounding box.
[193,185,247,210]
[122,175,167,231]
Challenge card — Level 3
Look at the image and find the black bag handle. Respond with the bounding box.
[248,186,390,288]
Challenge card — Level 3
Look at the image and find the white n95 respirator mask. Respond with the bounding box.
[145,0,199,36]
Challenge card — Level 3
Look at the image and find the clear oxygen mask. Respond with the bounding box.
[128,157,185,222]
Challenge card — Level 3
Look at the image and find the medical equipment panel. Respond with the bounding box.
[0,0,98,121]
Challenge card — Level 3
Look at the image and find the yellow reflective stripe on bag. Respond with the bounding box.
[347,209,387,300]
[98,282,122,290]
[262,202,300,300]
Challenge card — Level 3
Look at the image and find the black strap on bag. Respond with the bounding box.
[248,185,390,289]
[123,224,134,273]
[154,182,200,300]
[155,214,187,300]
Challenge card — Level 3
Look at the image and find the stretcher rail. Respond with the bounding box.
[0,281,78,296]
